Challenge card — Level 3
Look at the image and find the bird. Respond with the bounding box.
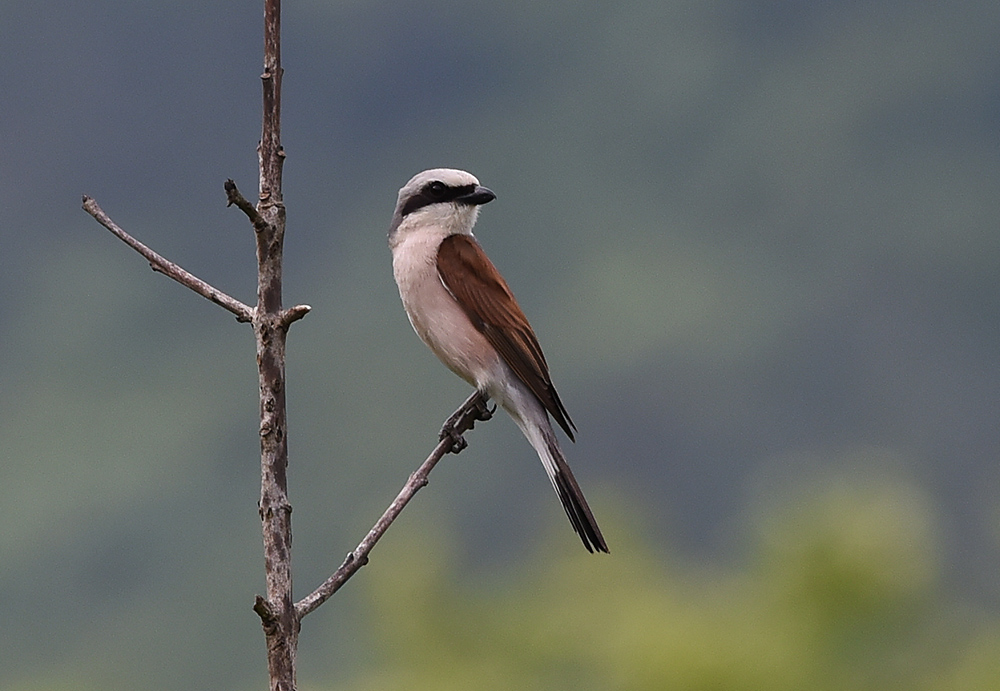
[388,168,608,553]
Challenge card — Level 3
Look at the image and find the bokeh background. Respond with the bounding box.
[3,0,1000,689]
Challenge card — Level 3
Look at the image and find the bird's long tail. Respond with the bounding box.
[523,419,609,553]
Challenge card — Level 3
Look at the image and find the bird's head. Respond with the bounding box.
[389,168,496,243]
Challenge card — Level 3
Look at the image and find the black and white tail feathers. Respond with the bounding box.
[522,418,608,553]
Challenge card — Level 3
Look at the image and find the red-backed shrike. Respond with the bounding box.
[388,168,608,553]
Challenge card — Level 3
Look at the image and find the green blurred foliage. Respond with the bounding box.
[323,479,999,691]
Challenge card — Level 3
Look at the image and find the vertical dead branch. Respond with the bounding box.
[252,1,297,690]
[259,0,284,208]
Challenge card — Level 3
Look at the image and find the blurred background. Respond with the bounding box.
[2,0,1000,689]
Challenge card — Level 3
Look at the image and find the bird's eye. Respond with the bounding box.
[426,181,446,198]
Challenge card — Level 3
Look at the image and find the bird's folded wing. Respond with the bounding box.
[436,233,576,440]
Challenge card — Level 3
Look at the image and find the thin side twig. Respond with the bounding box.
[82,195,254,323]
[281,304,312,328]
[295,390,493,619]
[225,179,271,234]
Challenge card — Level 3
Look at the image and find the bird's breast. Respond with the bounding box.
[391,232,499,388]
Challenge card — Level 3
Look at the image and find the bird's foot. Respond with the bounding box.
[471,396,495,423]
[439,407,470,454]
[439,391,495,454]
[441,427,468,454]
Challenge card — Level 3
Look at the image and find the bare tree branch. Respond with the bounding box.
[281,304,312,328]
[225,178,271,234]
[250,3,300,690]
[81,195,254,322]
[296,390,493,619]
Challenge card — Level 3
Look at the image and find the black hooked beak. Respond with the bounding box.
[456,185,496,206]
